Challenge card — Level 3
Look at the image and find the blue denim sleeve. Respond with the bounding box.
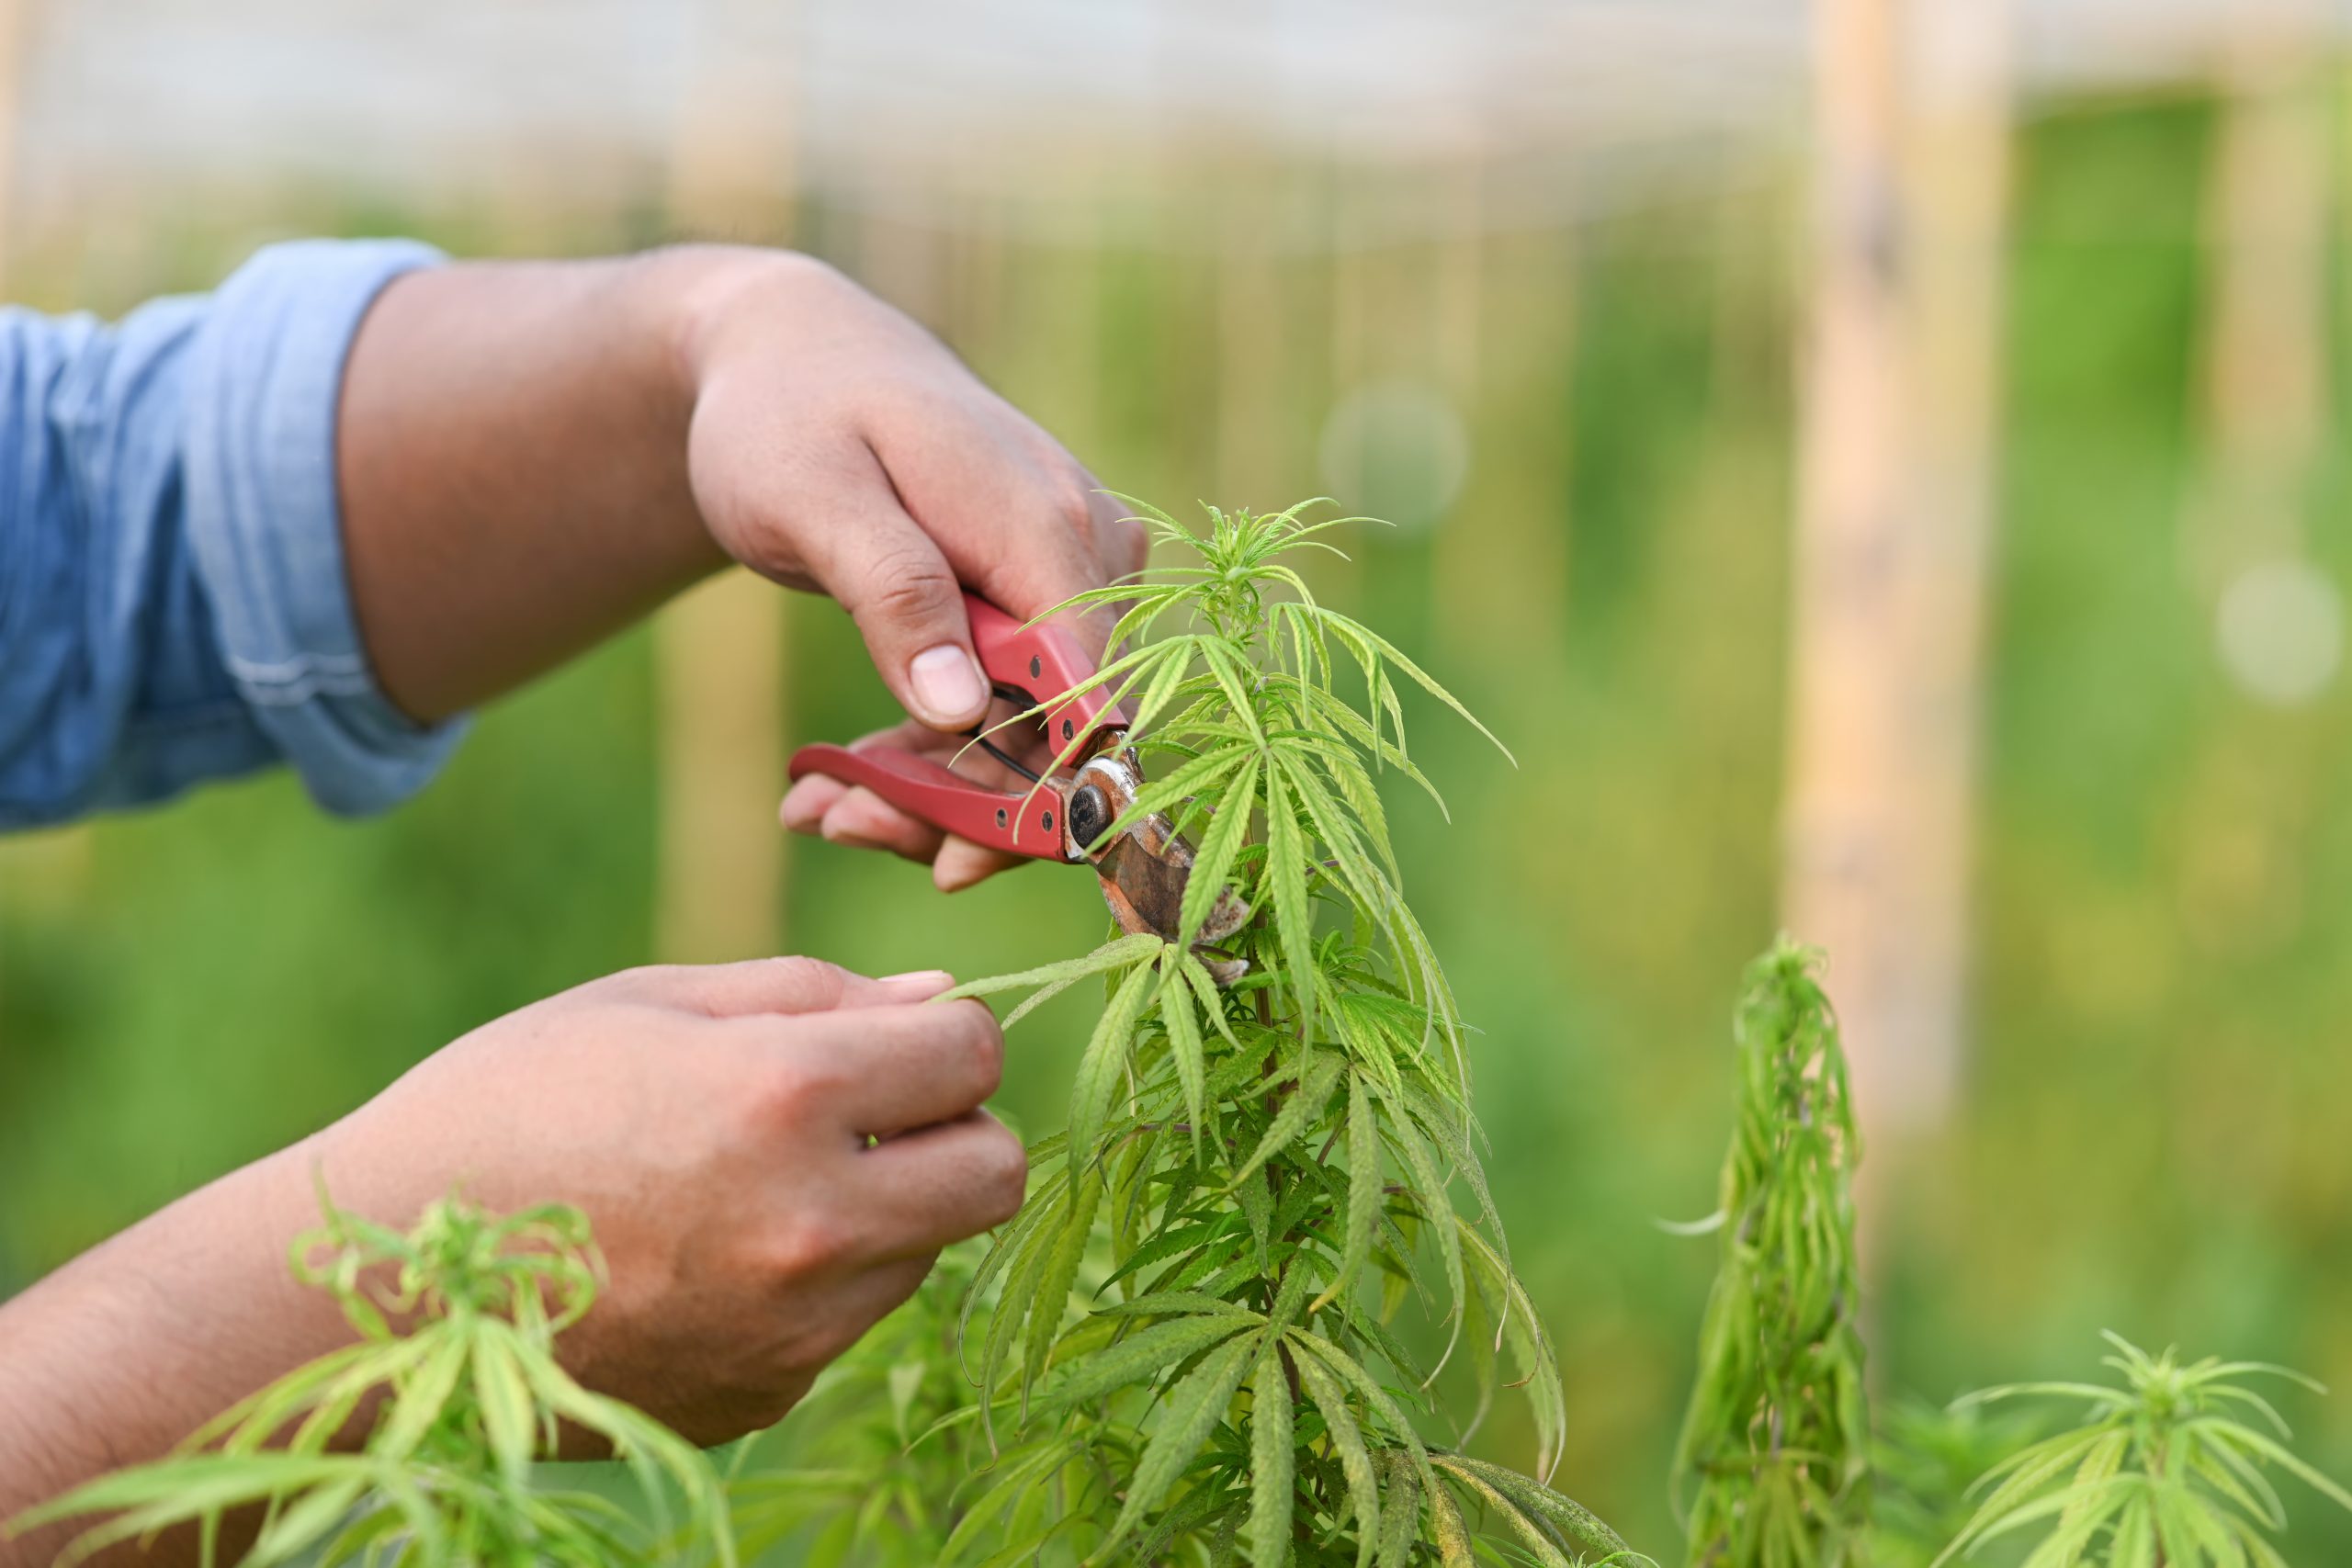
[0,239,463,831]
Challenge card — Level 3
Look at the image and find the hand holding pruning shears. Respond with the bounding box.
[786,591,1251,978]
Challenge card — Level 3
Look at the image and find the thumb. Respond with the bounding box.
[804,466,988,730]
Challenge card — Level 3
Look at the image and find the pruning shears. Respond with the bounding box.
[786,592,1250,979]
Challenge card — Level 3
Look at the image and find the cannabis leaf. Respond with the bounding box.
[1934,1331,2352,1568]
[16,1188,730,1568]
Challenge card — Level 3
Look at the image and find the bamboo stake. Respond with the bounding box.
[1778,0,1914,1264]
[2168,2,2335,953]
[1782,0,2014,1289]
[1884,0,2013,1140]
[652,0,796,964]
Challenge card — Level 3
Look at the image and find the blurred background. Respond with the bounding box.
[5,0,2352,1555]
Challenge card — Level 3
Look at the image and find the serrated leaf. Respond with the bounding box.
[1430,1451,1637,1563]
[1068,960,1164,1168]
[1296,604,1513,765]
[1385,1108,1465,1369]
[1425,1475,1477,1568]
[1261,763,1317,1039]
[1294,1348,1382,1568]
[1021,1168,1105,1411]
[1032,1311,1261,1416]
[1312,1073,1383,1314]
[937,932,1165,1009]
[1182,752,1261,949]
[1249,1351,1296,1566]
[1160,950,1211,1158]
[1097,1333,1260,1557]
[1375,1450,1424,1568]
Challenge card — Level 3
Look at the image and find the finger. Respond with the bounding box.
[933,836,1022,893]
[958,490,1109,637]
[947,465,1136,671]
[783,720,950,841]
[632,956,949,1018]
[783,998,1004,1136]
[820,786,948,864]
[855,1110,1030,1256]
[796,445,989,731]
[779,772,847,836]
[865,401,1114,630]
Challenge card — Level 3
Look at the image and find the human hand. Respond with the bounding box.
[675,250,1148,731]
[0,956,1023,1556]
[339,244,1140,880]
[671,254,1146,891]
[313,956,1024,1445]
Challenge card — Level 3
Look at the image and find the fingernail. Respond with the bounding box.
[909,644,985,723]
[880,969,955,987]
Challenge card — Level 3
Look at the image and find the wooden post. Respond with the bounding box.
[1887,0,2013,1137]
[1782,0,2014,1283]
[1781,0,1909,1131]
[1781,0,1945,1276]
[2190,0,2329,594]
[2166,2,2335,953]
[652,0,796,964]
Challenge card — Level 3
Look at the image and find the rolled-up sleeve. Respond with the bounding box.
[0,239,463,830]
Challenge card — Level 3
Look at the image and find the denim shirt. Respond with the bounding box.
[0,240,465,831]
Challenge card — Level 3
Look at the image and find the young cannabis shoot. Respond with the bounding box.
[1933,1331,2352,1567]
[1868,1397,2034,1568]
[720,1244,989,1566]
[1671,939,1871,1568]
[886,498,1647,1565]
[15,1188,731,1568]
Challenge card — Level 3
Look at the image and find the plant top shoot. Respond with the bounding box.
[1672,940,1871,1568]
[16,1189,731,1568]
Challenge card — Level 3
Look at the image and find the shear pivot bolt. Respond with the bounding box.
[1069,783,1110,852]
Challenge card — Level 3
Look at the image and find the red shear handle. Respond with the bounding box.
[965,594,1124,754]
[786,743,1068,861]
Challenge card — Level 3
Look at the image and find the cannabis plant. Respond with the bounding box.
[1869,1398,2032,1568]
[719,1244,989,1565]
[755,499,1645,1565]
[1671,940,1871,1568]
[16,1189,730,1568]
[1933,1332,2352,1567]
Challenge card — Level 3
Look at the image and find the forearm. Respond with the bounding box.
[338,245,785,723]
[0,1144,344,1566]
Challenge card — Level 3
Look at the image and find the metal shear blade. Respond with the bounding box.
[1068,750,1250,981]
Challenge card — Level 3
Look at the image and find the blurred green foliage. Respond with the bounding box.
[6,85,2352,1561]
